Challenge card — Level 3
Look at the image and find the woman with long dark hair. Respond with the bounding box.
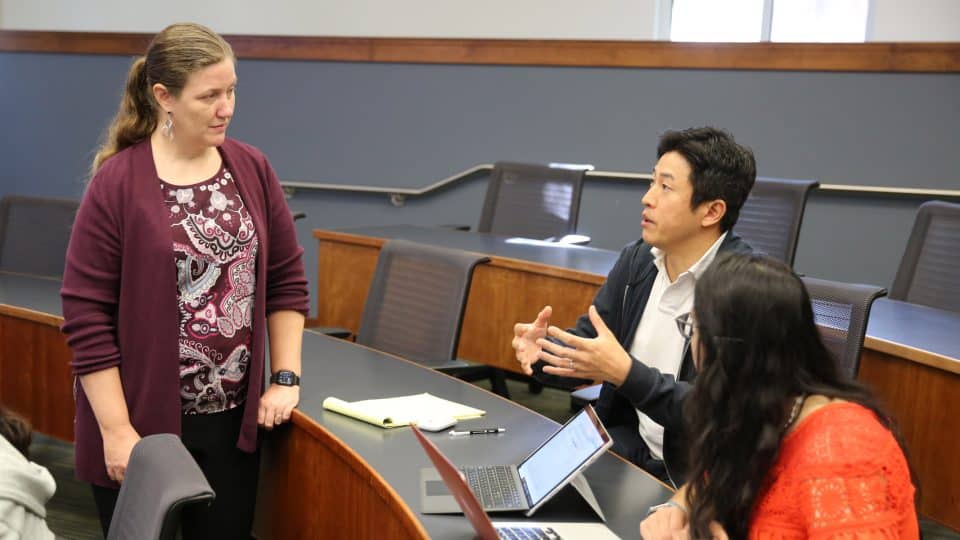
[640,253,917,539]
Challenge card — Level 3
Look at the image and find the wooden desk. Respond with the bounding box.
[0,272,672,539]
[255,332,672,538]
[313,226,960,531]
[858,299,960,530]
[0,272,74,442]
[314,226,619,374]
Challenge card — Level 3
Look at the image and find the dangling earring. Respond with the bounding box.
[161,112,174,140]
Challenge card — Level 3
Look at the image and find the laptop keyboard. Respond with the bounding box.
[461,465,524,509]
[496,526,562,540]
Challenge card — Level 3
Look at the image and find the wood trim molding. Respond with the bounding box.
[0,303,63,327]
[1,30,958,72]
[864,335,960,375]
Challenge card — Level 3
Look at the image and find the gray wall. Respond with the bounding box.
[2,52,957,309]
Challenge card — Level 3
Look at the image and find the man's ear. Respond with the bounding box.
[152,83,174,112]
[700,199,727,229]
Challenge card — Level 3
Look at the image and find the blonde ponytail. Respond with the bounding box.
[91,56,157,175]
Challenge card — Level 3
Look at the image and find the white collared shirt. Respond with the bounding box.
[628,233,727,460]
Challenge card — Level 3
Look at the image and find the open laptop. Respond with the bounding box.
[416,405,612,518]
[411,418,619,539]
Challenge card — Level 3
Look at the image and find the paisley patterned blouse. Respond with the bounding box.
[160,166,258,414]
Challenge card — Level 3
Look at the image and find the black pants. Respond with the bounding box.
[92,405,260,539]
[608,424,669,483]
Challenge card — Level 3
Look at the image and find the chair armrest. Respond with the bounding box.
[432,358,475,371]
[312,327,353,340]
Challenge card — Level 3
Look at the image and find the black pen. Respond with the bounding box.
[449,428,506,436]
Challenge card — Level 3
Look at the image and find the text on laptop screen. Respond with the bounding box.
[517,409,606,504]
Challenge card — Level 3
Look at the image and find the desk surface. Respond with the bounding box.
[866,299,960,373]
[0,272,63,318]
[294,331,671,539]
[327,225,622,278]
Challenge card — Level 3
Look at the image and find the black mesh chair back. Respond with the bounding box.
[0,195,79,278]
[802,276,886,378]
[734,177,818,267]
[890,200,960,313]
[477,161,586,240]
[108,434,215,540]
[356,239,489,367]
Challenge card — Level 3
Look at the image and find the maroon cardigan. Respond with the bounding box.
[61,138,309,487]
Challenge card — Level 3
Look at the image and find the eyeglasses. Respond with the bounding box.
[675,312,694,341]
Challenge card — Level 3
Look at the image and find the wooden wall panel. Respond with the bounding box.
[859,348,960,530]
[0,313,74,441]
[314,239,381,333]
[1,30,958,73]
[253,412,427,539]
[458,263,599,373]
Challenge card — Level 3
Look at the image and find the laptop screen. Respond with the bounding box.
[517,406,609,505]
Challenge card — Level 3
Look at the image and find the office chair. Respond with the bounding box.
[344,239,509,395]
[0,195,79,278]
[802,277,886,378]
[890,200,960,314]
[107,434,215,540]
[733,177,819,267]
[476,161,587,241]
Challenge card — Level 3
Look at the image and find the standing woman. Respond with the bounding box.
[61,23,309,538]
[640,253,917,539]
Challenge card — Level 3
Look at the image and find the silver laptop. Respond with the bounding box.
[412,418,619,539]
[418,405,612,518]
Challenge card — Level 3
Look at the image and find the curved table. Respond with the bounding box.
[312,227,960,531]
[0,272,672,539]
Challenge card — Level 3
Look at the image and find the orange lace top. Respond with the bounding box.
[750,402,918,539]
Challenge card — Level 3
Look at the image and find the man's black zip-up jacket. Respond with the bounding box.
[534,233,752,486]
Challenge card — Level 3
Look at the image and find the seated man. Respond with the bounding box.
[512,126,755,485]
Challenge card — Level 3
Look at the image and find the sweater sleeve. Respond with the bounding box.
[785,411,918,540]
[260,155,309,316]
[615,358,691,430]
[60,175,123,375]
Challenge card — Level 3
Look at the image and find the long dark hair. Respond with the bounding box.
[0,405,33,459]
[683,253,905,538]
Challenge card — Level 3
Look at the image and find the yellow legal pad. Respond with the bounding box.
[322,393,486,428]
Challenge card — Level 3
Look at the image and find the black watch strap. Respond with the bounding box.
[270,370,300,386]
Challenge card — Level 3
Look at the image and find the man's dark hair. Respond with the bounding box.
[0,405,33,458]
[657,127,756,232]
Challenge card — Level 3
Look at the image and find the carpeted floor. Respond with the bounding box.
[29,434,102,539]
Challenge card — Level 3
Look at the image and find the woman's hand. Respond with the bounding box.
[640,504,689,540]
[101,424,141,483]
[258,384,300,430]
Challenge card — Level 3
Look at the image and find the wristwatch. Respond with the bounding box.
[269,370,300,387]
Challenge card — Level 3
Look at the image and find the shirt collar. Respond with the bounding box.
[651,232,728,282]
